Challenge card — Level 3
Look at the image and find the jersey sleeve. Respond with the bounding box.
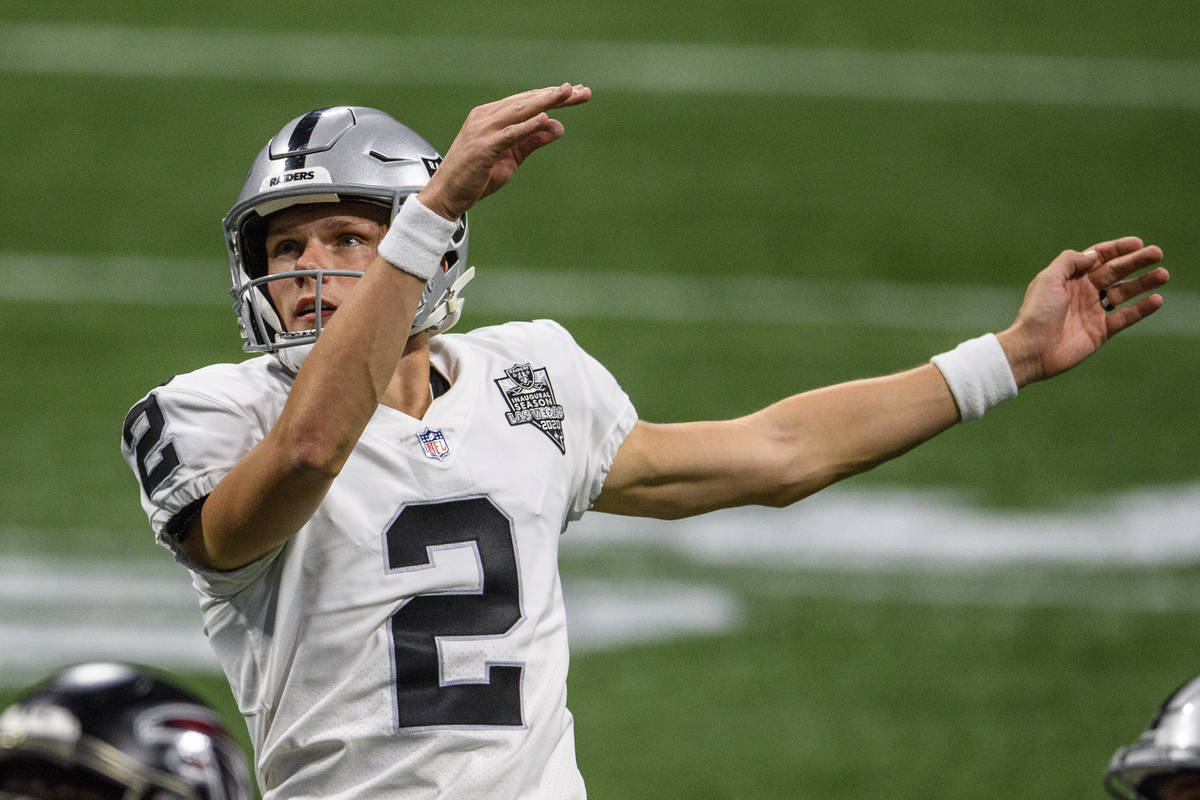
[121,365,284,596]
[533,320,638,523]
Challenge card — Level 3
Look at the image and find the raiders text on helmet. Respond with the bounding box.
[223,106,472,371]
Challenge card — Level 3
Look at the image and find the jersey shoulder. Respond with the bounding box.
[126,355,292,422]
[159,355,293,406]
[443,319,581,362]
[121,356,290,496]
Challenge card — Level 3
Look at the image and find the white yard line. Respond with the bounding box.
[2,22,1199,107]
[566,482,1200,569]
[2,251,1196,336]
[0,556,740,684]
[3,482,1198,683]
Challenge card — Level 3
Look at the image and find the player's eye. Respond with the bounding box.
[268,239,299,259]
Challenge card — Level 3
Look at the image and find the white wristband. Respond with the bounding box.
[377,196,458,281]
[930,333,1018,422]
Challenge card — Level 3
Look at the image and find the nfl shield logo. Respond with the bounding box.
[416,428,450,460]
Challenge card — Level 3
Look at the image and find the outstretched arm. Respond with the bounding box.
[184,84,591,571]
[593,238,1168,519]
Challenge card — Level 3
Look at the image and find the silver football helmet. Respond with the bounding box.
[223,106,472,371]
[0,662,252,800]
[1106,675,1200,799]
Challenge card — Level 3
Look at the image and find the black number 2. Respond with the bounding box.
[122,394,180,497]
[383,497,524,729]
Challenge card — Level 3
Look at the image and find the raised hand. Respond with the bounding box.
[418,83,592,221]
[997,237,1169,386]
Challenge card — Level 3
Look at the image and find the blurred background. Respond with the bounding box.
[1,2,1197,797]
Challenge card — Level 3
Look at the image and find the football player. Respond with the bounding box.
[121,83,1168,798]
[1107,675,1200,800]
[0,662,251,799]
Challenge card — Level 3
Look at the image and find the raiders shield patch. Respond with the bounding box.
[494,362,566,454]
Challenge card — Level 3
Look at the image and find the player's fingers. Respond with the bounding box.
[556,84,592,108]
[458,85,586,161]
[510,124,568,162]
[495,113,565,154]
[1059,248,1101,280]
[1105,293,1165,338]
[1098,267,1170,310]
[1089,245,1165,289]
[481,84,579,127]
[474,84,567,112]
[525,83,589,110]
[1083,236,1145,264]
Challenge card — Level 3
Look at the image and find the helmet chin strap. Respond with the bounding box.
[410,266,476,336]
[275,342,315,372]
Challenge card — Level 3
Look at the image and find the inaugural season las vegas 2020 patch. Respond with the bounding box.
[494,362,566,454]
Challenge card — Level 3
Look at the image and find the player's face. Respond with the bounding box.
[263,201,389,333]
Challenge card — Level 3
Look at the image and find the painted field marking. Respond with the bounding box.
[1,251,1196,336]
[0,555,740,685]
[566,482,1200,569]
[3,482,1198,683]
[3,22,1200,108]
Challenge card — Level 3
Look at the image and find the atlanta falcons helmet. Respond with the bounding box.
[223,106,472,371]
[0,662,252,800]
[1106,674,1200,799]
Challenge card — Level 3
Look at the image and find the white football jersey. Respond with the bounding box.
[121,319,637,799]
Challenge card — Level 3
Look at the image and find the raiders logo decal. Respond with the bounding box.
[494,362,566,454]
[421,156,442,177]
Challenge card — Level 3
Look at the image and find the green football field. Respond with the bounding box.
[2,2,1198,797]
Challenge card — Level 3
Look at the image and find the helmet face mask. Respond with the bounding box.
[224,106,472,370]
[0,663,252,800]
[1106,676,1200,800]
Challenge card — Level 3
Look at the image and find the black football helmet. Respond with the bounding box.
[0,663,252,800]
[1106,674,1200,799]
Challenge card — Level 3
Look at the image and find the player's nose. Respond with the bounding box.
[292,239,338,280]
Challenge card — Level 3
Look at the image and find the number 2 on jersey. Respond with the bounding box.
[383,497,524,729]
